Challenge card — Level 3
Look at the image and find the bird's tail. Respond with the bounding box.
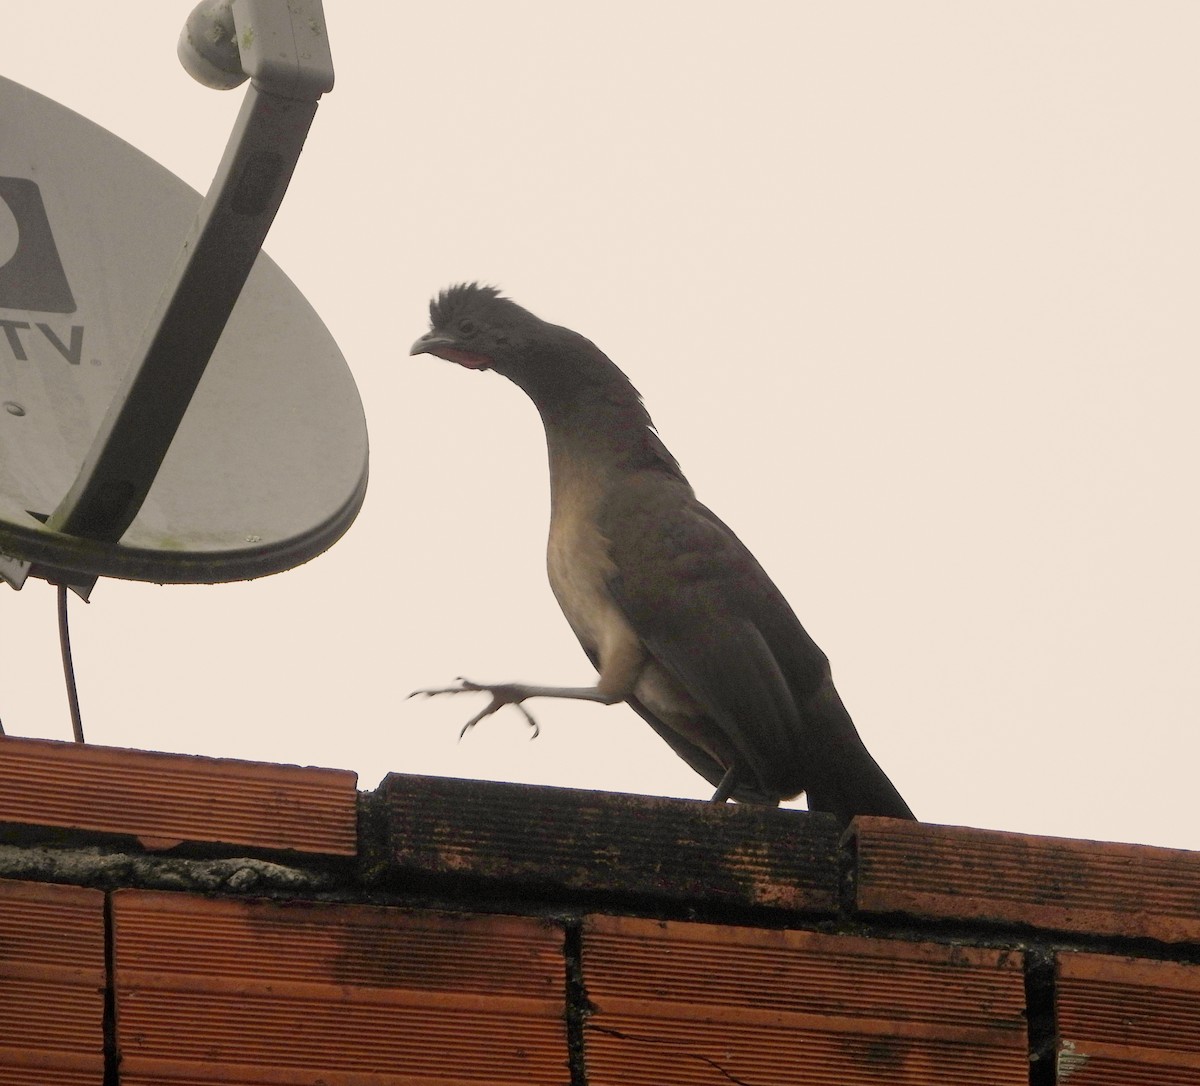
[801,682,915,826]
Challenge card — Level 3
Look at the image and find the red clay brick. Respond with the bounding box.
[111,889,568,1085]
[581,914,1027,1085]
[851,817,1200,942]
[1056,952,1200,1084]
[0,734,357,857]
[0,878,105,1084]
[382,772,841,912]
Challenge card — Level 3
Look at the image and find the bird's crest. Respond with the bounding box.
[429,282,507,330]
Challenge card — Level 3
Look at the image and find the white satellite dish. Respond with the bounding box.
[0,0,367,596]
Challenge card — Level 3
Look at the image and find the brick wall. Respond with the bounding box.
[1,733,1198,1084]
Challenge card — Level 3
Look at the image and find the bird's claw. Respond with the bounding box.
[515,702,540,740]
[410,678,541,740]
[407,677,485,699]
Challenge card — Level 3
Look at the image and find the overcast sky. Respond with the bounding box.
[3,3,1198,852]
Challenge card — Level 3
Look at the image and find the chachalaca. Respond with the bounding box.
[410,283,914,824]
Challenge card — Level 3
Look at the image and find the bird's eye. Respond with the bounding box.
[457,318,477,336]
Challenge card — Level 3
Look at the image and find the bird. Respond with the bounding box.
[409,283,915,825]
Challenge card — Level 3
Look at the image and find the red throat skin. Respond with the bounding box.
[434,346,492,370]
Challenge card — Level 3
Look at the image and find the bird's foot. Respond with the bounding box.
[408,678,541,739]
[710,763,740,803]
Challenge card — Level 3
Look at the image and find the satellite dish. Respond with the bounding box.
[0,0,367,595]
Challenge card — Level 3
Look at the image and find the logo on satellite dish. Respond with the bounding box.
[0,177,76,314]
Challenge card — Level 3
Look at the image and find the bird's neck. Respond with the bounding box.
[536,389,682,514]
[501,330,685,509]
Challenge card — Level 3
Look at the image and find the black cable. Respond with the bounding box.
[57,584,85,743]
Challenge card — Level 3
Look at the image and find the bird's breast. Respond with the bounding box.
[546,500,625,653]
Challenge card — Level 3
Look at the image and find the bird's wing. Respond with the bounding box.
[598,472,811,799]
[599,470,915,822]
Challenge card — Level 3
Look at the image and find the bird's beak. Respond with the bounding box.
[410,330,492,370]
[410,330,456,357]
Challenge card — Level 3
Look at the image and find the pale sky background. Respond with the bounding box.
[2,3,1198,851]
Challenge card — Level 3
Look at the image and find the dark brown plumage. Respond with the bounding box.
[410,283,914,824]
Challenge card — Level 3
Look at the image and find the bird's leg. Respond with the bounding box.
[413,641,646,741]
[710,763,741,803]
[409,678,623,739]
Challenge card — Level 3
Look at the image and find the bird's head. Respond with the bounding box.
[411,283,680,472]
[409,283,533,374]
[410,283,639,415]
